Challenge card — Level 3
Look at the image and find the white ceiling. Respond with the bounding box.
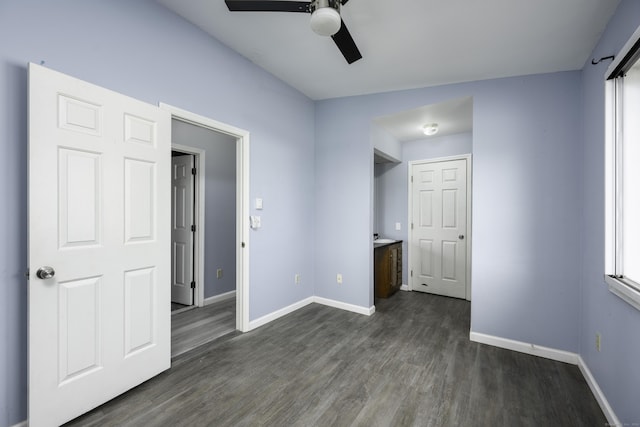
[156,0,620,101]
[374,96,473,143]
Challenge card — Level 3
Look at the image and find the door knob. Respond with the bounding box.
[458,234,465,240]
[36,266,55,280]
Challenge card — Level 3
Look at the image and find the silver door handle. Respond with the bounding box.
[458,234,465,240]
[36,266,55,280]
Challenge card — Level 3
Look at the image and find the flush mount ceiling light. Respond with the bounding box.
[310,1,341,36]
[423,123,439,136]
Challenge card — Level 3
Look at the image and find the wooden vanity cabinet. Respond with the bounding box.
[374,242,402,298]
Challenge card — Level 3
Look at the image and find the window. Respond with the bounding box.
[605,25,640,310]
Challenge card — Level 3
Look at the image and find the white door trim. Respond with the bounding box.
[172,145,205,308]
[408,154,472,300]
[160,103,250,333]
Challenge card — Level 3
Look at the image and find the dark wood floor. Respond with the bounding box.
[171,297,236,358]
[171,301,191,312]
[65,291,605,426]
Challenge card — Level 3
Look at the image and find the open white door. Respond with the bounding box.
[410,158,468,299]
[171,154,195,306]
[28,63,171,426]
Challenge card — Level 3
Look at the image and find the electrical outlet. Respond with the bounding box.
[596,333,601,352]
[216,268,223,279]
[337,273,343,284]
[295,274,301,284]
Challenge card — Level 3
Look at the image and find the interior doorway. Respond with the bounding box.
[161,103,250,336]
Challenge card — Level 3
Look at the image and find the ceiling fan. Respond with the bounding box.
[224,0,362,64]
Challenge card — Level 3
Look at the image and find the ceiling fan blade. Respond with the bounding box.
[225,0,310,13]
[331,19,362,64]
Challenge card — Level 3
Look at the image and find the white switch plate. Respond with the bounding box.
[337,273,343,284]
[395,222,401,230]
[295,274,301,284]
[216,268,223,279]
[250,215,261,229]
[255,198,263,210]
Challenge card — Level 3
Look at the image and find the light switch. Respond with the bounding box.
[250,215,261,229]
[395,222,401,231]
[255,198,263,210]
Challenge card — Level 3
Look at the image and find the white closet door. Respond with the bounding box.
[411,159,467,299]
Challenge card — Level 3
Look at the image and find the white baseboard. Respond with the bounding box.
[578,356,620,426]
[248,297,315,331]
[247,295,375,331]
[203,290,236,306]
[469,331,579,365]
[400,284,410,291]
[10,421,27,427]
[313,296,375,316]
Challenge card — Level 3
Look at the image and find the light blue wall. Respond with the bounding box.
[403,133,473,163]
[372,124,401,161]
[0,1,315,425]
[315,72,582,347]
[375,132,473,285]
[172,120,237,298]
[580,1,640,423]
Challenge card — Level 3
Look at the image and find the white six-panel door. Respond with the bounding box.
[28,63,171,426]
[410,159,467,299]
[171,154,194,306]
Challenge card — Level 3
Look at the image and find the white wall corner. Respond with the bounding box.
[247,297,314,331]
[248,296,375,333]
[469,331,579,365]
[313,296,375,316]
[203,290,236,306]
[577,356,621,426]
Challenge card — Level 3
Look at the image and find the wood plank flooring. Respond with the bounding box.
[171,297,236,358]
[65,291,605,426]
[171,302,191,312]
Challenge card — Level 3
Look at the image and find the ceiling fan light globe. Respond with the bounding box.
[310,8,341,36]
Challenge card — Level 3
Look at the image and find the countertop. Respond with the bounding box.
[373,240,402,249]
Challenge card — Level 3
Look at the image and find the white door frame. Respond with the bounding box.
[172,145,205,308]
[408,154,472,300]
[160,103,250,332]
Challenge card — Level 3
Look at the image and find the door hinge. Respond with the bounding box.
[411,223,414,230]
[411,175,413,183]
[190,281,196,289]
[191,167,197,175]
[411,270,413,277]
[25,268,30,279]
[191,224,196,232]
